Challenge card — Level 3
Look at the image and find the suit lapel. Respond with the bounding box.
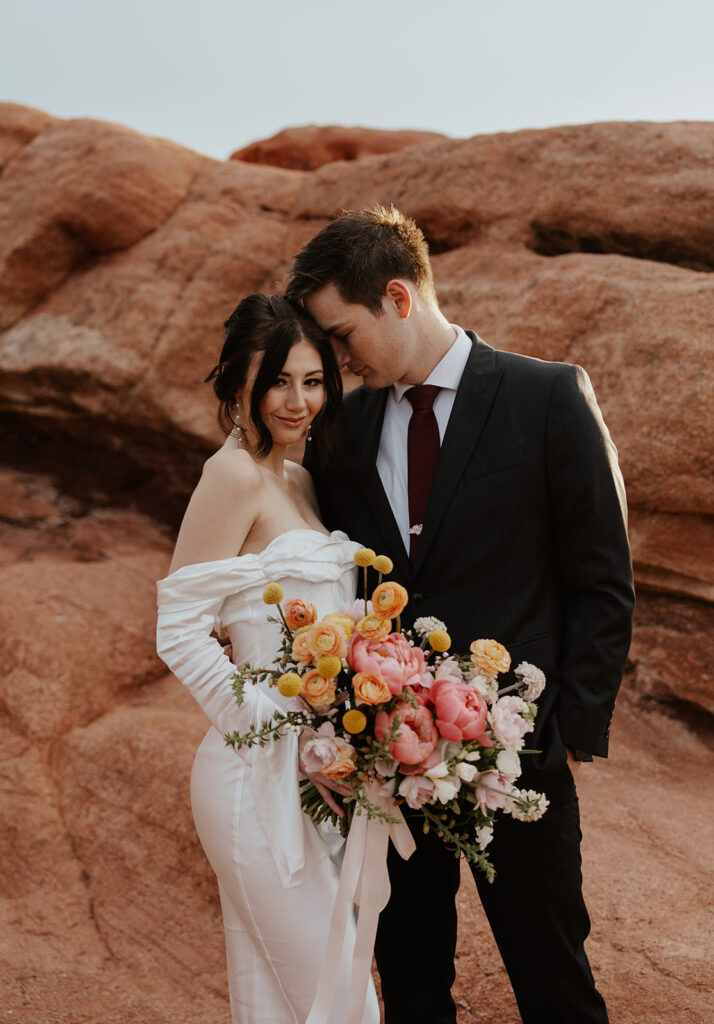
[413,335,502,574]
[350,387,412,580]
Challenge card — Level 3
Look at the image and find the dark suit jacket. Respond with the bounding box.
[306,334,634,761]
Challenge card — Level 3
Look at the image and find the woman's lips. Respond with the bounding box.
[278,416,306,428]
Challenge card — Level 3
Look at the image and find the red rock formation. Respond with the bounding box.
[231,124,448,170]
[1,107,712,1022]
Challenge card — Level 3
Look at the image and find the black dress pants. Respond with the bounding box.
[374,762,608,1024]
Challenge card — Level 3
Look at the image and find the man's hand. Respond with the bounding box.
[305,771,351,818]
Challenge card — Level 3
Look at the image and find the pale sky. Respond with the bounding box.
[3,0,713,159]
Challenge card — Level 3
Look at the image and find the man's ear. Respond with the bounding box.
[384,279,412,320]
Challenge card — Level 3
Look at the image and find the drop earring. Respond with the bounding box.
[305,424,312,443]
[231,402,245,441]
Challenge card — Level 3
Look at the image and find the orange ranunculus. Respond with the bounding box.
[321,744,357,780]
[292,630,314,665]
[323,612,354,638]
[283,598,317,631]
[470,639,511,678]
[306,620,347,660]
[352,671,392,706]
[356,614,392,642]
[301,669,337,711]
[371,581,408,620]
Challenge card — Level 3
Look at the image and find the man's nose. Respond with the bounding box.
[331,338,350,369]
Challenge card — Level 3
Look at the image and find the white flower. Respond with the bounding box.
[496,747,522,780]
[459,749,481,763]
[474,825,493,849]
[507,789,549,822]
[466,669,499,706]
[413,615,447,639]
[456,761,477,782]
[424,761,461,802]
[514,661,546,701]
[431,775,461,803]
[490,695,533,749]
[409,523,423,536]
[374,757,396,778]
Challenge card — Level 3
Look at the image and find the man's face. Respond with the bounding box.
[305,283,409,390]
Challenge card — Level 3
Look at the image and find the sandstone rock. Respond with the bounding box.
[231,124,448,170]
[0,102,56,166]
[291,121,714,266]
[0,117,204,329]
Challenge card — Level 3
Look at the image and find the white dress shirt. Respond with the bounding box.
[377,325,472,554]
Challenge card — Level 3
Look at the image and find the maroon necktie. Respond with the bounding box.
[406,385,441,562]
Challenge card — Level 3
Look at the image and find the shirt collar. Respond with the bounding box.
[392,325,472,403]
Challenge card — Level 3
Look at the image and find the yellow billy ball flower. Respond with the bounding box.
[342,709,367,735]
[277,672,302,697]
[354,548,376,568]
[373,554,393,575]
[429,629,451,653]
[262,583,284,605]
[316,655,342,679]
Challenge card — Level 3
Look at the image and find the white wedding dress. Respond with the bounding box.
[156,529,380,1024]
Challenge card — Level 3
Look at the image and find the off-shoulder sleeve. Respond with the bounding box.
[156,558,328,886]
[156,558,282,744]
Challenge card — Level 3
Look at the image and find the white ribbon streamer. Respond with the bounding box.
[306,783,416,1024]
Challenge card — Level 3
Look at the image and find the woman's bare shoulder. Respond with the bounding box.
[201,446,264,492]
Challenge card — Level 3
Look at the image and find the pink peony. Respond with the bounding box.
[347,633,428,697]
[490,696,532,749]
[342,598,373,622]
[398,774,436,810]
[375,704,439,766]
[473,770,512,812]
[431,678,488,742]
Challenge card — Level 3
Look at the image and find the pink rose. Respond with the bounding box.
[398,774,436,810]
[431,678,488,742]
[473,770,512,812]
[347,633,428,697]
[299,736,339,774]
[375,704,439,766]
[491,696,532,750]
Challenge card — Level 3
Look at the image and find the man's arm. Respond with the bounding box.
[546,364,635,758]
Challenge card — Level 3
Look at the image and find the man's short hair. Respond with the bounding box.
[286,204,437,313]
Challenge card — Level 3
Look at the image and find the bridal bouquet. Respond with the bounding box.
[225,548,548,880]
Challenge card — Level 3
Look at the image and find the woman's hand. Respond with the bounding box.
[305,771,351,818]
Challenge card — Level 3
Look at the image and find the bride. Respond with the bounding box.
[156,294,380,1024]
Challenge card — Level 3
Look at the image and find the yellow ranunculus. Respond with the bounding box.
[342,709,367,734]
[324,612,354,638]
[354,548,376,568]
[277,672,302,697]
[316,655,342,679]
[356,614,392,642]
[429,629,451,652]
[262,583,284,605]
[470,638,511,678]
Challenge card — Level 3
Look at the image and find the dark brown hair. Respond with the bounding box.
[205,294,342,468]
[286,204,437,313]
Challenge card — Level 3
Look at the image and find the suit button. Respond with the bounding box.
[412,593,424,606]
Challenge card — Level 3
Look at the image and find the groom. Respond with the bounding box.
[289,206,634,1024]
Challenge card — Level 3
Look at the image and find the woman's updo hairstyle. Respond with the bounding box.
[205,293,342,469]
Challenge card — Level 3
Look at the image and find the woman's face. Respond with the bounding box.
[238,339,326,447]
